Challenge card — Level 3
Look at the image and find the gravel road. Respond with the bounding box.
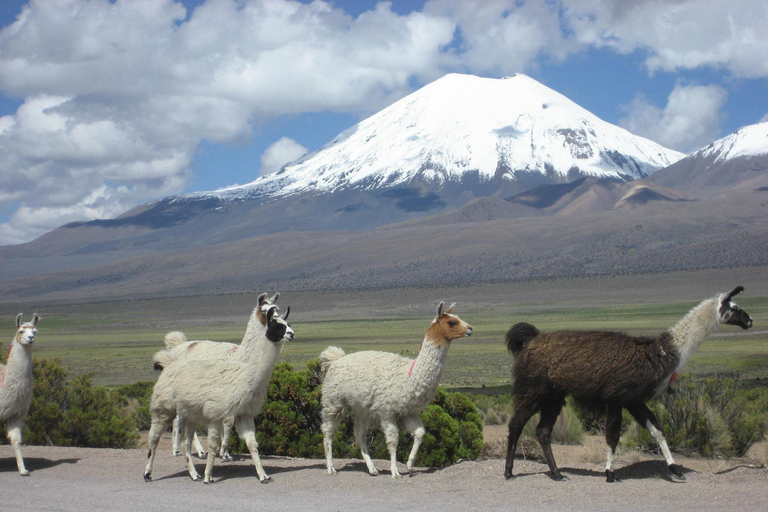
[2,444,767,512]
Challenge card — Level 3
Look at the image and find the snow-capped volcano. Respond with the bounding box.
[197,73,684,201]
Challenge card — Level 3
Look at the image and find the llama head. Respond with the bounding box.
[265,305,294,343]
[255,292,280,326]
[15,313,40,345]
[718,286,752,329]
[428,302,473,346]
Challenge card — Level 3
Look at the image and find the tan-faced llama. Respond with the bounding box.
[319,302,473,478]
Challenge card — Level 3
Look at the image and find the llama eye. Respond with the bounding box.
[448,321,457,327]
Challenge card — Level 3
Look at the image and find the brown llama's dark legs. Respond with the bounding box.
[504,394,540,479]
[625,402,685,481]
[536,396,567,481]
[604,406,623,483]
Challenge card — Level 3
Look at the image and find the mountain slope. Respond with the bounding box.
[650,122,768,194]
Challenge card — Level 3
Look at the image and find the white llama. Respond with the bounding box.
[319,302,473,478]
[152,292,279,460]
[1,313,40,476]
[144,305,293,484]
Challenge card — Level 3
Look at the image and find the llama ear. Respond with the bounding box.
[257,292,268,307]
[269,292,280,304]
[266,305,278,322]
[724,286,744,302]
[445,303,456,315]
[280,306,290,321]
[436,301,445,318]
[32,313,40,326]
[16,313,23,328]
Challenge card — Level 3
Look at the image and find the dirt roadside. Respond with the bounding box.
[2,433,767,512]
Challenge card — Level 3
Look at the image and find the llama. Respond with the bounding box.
[319,302,473,478]
[153,292,279,460]
[144,305,293,484]
[503,286,753,483]
[1,313,40,476]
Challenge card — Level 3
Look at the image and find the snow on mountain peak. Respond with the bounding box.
[699,122,768,162]
[196,73,685,202]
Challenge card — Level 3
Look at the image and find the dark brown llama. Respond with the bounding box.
[504,286,753,483]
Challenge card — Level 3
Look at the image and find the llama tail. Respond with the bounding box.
[318,346,346,379]
[505,322,539,355]
[163,331,187,350]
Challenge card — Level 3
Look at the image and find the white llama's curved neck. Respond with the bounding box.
[2,340,33,386]
[669,297,720,370]
[236,309,270,363]
[408,336,450,400]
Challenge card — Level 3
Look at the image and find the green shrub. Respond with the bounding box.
[0,357,139,448]
[622,376,768,457]
[115,381,154,431]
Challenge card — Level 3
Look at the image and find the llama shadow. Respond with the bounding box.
[210,459,328,482]
[0,456,80,474]
[557,460,691,482]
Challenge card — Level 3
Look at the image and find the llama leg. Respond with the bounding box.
[181,420,201,481]
[536,397,567,481]
[203,423,221,484]
[402,415,426,474]
[353,417,379,476]
[219,416,234,461]
[193,431,206,459]
[626,402,685,481]
[321,407,342,475]
[604,406,623,483]
[172,415,183,456]
[7,417,29,476]
[236,416,270,482]
[144,417,170,482]
[505,395,540,479]
[381,417,402,478]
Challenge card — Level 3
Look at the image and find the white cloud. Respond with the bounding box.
[564,0,768,78]
[0,0,457,244]
[619,83,728,153]
[260,137,308,176]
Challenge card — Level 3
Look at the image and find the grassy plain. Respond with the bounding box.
[2,269,766,388]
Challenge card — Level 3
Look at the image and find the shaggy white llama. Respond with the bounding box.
[153,292,279,460]
[319,302,473,478]
[144,305,293,484]
[1,313,40,476]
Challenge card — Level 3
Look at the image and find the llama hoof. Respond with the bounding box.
[143,473,152,482]
[190,473,201,481]
[605,470,621,483]
[368,469,380,476]
[550,472,569,482]
[259,477,271,484]
[327,467,337,475]
[197,452,207,459]
[173,450,182,457]
[221,454,232,462]
[203,479,215,485]
[668,464,686,481]
[19,470,30,477]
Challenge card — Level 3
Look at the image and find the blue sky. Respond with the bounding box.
[0,0,767,245]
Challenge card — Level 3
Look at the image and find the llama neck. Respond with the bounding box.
[408,336,450,401]
[236,309,270,363]
[669,297,720,370]
[2,339,33,386]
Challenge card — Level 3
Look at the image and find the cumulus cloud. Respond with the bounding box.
[619,83,728,153]
[564,0,768,78]
[0,0,457,244]
[260,137,308,176]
